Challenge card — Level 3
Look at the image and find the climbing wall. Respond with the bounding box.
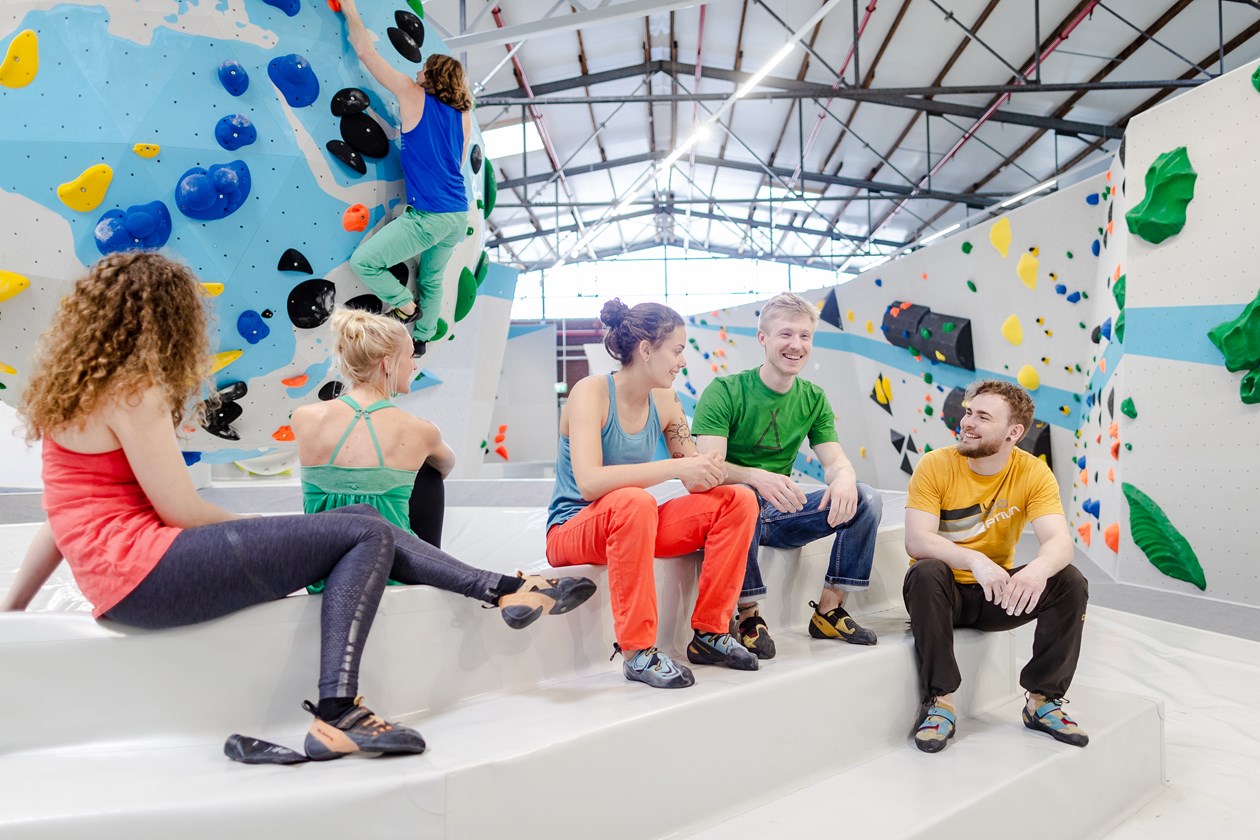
[0,1,501,464]
[488,323,559,467]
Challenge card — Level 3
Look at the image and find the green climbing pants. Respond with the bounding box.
[349,206,467,341]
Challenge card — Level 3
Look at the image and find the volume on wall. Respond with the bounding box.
[673,59,1260,614]
[0,0,512,472]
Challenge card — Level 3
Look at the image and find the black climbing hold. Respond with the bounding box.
[387,27,421,63]
[216,381,248,402]
[340,113,390,159]
[905,435,918,455]
[1015,419,1053,472]
[318,381,345,401]
[941,387,966,433]
[202,401,243,441]
[1090,325,1102,344]
[900,452,914,476]
[818,288,843,330]
[470,144,483,174]
[890,429,906,453]
[278,247,313,274]
[388,263,409,284]
[261,309,274,319]
[1106,388,1115,419]
[287,279,336,329]
[395,10,425,46]
[331,87,371,117]
[345,294,385,314]
[326,140,366,175]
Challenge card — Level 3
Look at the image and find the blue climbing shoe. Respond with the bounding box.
[687,630,759,671]
[914,700,956,753]
[1023,695,1089,747]
[619,645,695,689]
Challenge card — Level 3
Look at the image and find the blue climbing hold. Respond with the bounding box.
[175,160,252,220]
[215,114,257,151]
[218,60,249,97]
[182,451,203,466]
[1055,284,1067,295]
[262,0,300,15]
[1082,498,1101,519]
[237,310,271,345]
[94,200,173,254]
[1090,238,1101,257]
[1100,317,1112,341]
[1085,193,1100,205]
[874,278,883,287]
[268,54,319,107]
[1066,291,1081,303]
[1076,456,1086,469]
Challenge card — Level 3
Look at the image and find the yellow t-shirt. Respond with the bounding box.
[906,446,1063,584]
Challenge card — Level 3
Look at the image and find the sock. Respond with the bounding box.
[492,574,524,603]
[317,696,357,722]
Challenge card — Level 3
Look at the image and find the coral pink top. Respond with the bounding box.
[41,438,182,618]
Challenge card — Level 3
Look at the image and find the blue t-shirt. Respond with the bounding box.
[400,91,468,213]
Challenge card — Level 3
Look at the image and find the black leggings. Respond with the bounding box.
[106,505,502,700]
[410,463,445,547]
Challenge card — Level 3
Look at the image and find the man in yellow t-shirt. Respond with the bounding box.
[903,380,1089,753]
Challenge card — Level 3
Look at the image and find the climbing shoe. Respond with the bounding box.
[498,572,597,630]
[391,306,421,325]
[1022,695,1089,747]
[302,697,426,761]
[808,601,877,645]
[735,611,777,660]
[411,339,427,358]
[914,699,957,753]
[687,630,759,671]
[618,645,695,689]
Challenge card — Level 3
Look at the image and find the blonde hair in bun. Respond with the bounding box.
[329,308,411,392]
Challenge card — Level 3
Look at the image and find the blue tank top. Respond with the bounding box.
[547,374,663,531]
[400,91,468,213]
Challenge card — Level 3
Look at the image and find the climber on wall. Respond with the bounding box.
[340,0,473,357]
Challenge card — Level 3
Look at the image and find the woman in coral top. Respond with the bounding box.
[5,252,592,761]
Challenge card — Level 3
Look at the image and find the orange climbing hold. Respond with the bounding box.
[1107,467,1115,482]
[282,374,309,387]
[1099,358,1107,373]
[1110,440,1121,460]
[1077,524,1092,546]
[494,432,506,444]
[1079,469,1089,486]
[342,203,369,231]
[1104,523,1120,553]
[1108,421,1119,440]
[272,425,295,442]
[327,0,342,10]
[494,444,509,460]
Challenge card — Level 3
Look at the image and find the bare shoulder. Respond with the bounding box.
[650,387,683,419]
[568,374,608,401]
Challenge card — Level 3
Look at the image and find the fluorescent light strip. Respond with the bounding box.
[999,179,1057,208]
[918,222,961,246]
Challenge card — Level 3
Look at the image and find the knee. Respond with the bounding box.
[1052,564,1089,604]
[858,483,883,522]
[904,558,953,593]
[721,484,760,519]
[604,487,658,524]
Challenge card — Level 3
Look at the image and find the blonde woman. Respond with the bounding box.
[6,253,591,762]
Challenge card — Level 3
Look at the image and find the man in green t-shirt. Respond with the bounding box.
[904,379,1088,753]
[693,292,884,660]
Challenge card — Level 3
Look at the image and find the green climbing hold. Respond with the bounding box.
[1120,397,1137,419]
[1066,251,1073,259]
[1115,309,1125,343]
[966,280,976,292]
[1125,442,1132,451]
[1241,368,1260,405]
[1253,64,1260,93]
[961,241,973,254]
[466,226,474,236]
[920,327,932,340]
[923,444,933,453]
[432,317,449,341]
[681,367,688,376]
[1125,146,1197,244]
[474,250,489,287]
[923,373,933,384]
[923,405,934,416]
[454,267,477,322]
[942,322,955,333]
[1112,274,1126,310]
[406,0,425,18]
[1122,483,1206,590]
[482,158,497,218]
[1208,290,1260,371]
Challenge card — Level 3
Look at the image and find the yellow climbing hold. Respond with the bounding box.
[989,217,1011,257]
[934,351,946,361]
[1017,364,1040,391]
[865,320,873,334]
[0,362,16,375]
[0,269,30,303]
[0,30,38,89]
[1016,250,1038,290]
[873,374,892,406]
[211,349,242,374]
[846,309,855,323]
[859,446,867,458]
[200,282,224,297]
[1001,314,1024,346]
[56,164,113,212]
[133,143,160,158]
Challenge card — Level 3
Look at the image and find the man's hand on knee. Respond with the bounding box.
[1002,564,1050,616]
[820,476,858,527]
[750,471,807,512]
[969,554,1011,604]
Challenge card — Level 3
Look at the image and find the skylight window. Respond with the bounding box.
[481,121,545,160]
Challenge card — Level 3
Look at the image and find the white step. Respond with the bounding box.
[682,686,1166,840]
[0,609,1020,840]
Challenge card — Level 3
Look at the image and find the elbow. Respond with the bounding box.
[574,476,600,502]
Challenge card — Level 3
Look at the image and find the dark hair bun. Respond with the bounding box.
[600,298,630,329]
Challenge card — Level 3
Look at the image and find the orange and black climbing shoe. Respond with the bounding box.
[302,697,427,761]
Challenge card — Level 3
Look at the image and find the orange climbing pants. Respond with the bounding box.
[546,485,758,651]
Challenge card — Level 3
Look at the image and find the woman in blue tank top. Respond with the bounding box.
[546,299,762,689]
[340,0,474,357]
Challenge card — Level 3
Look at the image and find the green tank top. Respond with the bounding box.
[301,395,417,592]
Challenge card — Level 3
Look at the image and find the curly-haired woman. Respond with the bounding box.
[545,299,761,689]
[4,252,594,761]
[340,0,474,357]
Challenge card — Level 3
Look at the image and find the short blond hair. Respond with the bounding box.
[758,291,818,333]
[329,309,411,388]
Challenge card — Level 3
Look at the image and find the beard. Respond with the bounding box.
[956,435,1002,458]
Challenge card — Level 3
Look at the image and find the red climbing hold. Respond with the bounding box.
[282,374,309,387]
[342,203,369,232]
[273,425,296,442]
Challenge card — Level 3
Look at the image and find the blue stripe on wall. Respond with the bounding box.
[1123,305,1238,366]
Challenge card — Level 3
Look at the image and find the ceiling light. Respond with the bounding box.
[481,121,545,160]
[733,43,796,100]
[918,222,961,246]
[998,179,1057,209]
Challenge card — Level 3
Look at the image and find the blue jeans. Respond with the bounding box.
[740,482,883,601]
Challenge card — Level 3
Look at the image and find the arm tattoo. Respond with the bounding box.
[666,419,694,447]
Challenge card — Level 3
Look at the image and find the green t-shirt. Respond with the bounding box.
[692,367,838,476]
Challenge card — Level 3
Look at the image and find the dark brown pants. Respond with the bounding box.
[902,558,1089,703]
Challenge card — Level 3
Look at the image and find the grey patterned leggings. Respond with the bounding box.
[105,505,502,699]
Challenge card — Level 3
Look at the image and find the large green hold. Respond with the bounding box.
[474,250,489,287]
[1241,368,1260,405]
[1125,147,1197,244]
[1112,274,1126,309]
[1122,483,1206,590]
[454,266,477,322]
[1208,290,1260,371]
[482,158,497,219]
[431,317,448,341]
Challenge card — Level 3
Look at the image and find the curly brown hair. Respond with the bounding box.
[422,53,472,111]
[20,252,214,442]
[965,379,1035,440]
